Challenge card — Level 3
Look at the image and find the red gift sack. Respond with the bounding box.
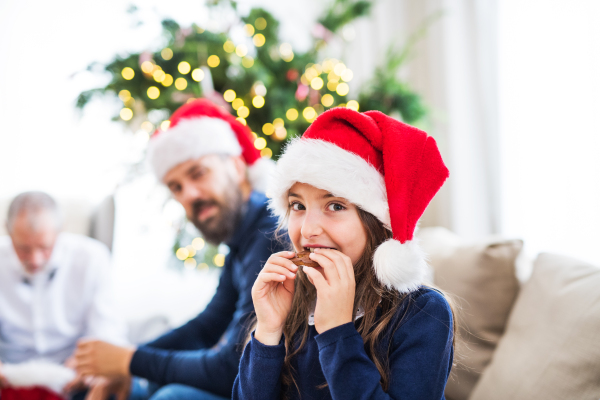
[1,387,64,400]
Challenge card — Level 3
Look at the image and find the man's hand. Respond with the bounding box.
[0,360,10,389]
[84,376,131,400]
[74,339,135,378]
[62,374,87,395]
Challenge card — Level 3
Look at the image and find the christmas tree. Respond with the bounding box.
[76,0,428,269]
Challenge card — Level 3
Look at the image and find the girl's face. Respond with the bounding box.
[287,182,368,266]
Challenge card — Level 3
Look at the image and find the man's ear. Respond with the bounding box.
[231,155,248,183]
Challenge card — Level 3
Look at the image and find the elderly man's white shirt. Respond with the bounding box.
[0,232,126,364]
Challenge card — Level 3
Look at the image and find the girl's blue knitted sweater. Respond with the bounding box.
[233,287,454,400]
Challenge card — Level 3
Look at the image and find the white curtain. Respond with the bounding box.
[498,0,600,265]
[347,0,600,265]
[346,0,500,239]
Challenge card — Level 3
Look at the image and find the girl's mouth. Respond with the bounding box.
[303,246,337,253]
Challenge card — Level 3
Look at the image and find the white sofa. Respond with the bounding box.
[418,227,600,400]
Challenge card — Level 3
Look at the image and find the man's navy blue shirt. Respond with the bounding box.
[130,191,285,397]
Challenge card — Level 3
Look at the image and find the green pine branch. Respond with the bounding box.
[318,0,373,33]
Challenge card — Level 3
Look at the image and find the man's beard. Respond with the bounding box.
[189,185,244,245]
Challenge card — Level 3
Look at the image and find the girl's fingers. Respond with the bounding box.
[331,250,354,284]
[262,264,296,279]
[303,266,328,291]
[308,252,340,282]
[271,251,296,259]
[317,249,348,282]
[344,255,355,285]
[315,249,354,284]
[258,272,288,284]
[282,272,296,293]
[266,256,299,272]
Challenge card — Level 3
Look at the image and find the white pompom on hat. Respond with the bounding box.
[147,98,275,192]
[268,107,449,293]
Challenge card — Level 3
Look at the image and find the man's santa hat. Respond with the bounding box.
[147,98,274,192]
[268,108,449,293]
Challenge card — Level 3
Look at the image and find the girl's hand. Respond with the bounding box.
[303,248,356,334]
[252,251,298,345]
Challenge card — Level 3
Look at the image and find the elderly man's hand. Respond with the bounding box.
[84,376,131,400]
[74,339,135,378]
[0,361,10,389]
[62,356,87,395]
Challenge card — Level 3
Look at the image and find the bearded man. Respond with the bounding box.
[74,99,283,400]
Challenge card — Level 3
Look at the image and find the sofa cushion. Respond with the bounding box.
[418,227,523,400]
[469,253,600,400]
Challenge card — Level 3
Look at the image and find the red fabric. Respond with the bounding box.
[1,387,64,400]
[302,107,449,243]
[152,98,261,166]
[303,107,384,172]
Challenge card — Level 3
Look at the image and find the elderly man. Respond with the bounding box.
[74,99,283,400]
[0,191,126,398]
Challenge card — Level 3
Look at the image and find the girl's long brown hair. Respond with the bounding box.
[266,208,456,398]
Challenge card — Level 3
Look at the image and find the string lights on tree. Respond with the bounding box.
[75,0,430,270]
[77,0,426,159]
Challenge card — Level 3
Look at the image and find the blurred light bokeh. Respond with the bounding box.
[1,0,599,330]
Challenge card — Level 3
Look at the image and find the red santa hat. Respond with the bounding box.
[1,360,75,397]
[268,108,449,293]
[147,98,275,192]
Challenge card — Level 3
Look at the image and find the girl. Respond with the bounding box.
[233,108,455,399]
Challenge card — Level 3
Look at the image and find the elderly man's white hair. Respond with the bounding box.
[6,191,62,233]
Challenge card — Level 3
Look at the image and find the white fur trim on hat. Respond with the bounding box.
[268,138,390,227]
[373,238,427,293]
[2,360,76,393]
[248,157,276,193]
[147,117,242,181]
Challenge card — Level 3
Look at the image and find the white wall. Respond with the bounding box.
[498,0,600,265]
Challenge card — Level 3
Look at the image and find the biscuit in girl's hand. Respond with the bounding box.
[291,250,320,267]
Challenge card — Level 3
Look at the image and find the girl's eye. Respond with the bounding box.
[327,203,346,211]
[290,202,306,211]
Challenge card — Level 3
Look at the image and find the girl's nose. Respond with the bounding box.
[300,209,324,239]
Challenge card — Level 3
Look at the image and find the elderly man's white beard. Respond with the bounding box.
[21,261,52,279]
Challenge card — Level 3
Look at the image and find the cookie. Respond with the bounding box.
[291,250,320,267]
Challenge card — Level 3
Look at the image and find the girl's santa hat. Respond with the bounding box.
[147,98,274,192]
[269,108,449,293]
